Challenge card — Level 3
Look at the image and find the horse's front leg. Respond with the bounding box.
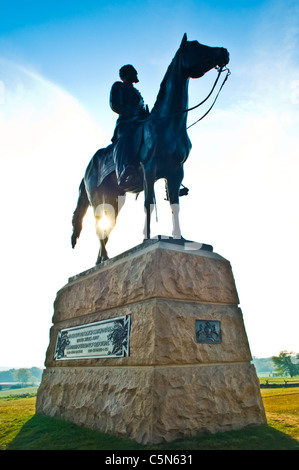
[143,170,155,240]
[172,204,181,239]
[167,169,184,239]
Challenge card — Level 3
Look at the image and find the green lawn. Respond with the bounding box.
[0,386,39,399]
[259,376,299,385]
[261,387,299,442]
[0,387,298,450]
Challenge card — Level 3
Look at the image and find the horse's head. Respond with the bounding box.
[179,33,229,79]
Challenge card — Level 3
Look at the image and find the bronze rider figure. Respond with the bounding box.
[110,64,149,189]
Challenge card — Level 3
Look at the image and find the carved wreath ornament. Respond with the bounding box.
[108,319,129,355]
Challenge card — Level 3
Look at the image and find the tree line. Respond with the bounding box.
[253,351,299,378]
[0,367,43,387]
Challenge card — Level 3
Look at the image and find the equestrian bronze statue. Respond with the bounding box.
[71,34,230,264]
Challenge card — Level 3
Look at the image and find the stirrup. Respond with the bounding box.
[164,183,189,201]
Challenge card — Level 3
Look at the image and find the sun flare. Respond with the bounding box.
[97,213,111,231]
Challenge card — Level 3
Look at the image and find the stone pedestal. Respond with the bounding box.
[36,238,266,444]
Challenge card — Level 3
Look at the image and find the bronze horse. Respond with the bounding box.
[71,34,229,264]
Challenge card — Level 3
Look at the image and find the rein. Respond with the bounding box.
[139,66,230,127]
[186,66,231,129]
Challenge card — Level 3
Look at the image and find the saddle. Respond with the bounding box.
[97,119,152,192]
[96,144,115,187]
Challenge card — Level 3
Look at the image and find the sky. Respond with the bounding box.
[0,0,298,368]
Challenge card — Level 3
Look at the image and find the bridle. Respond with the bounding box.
[186,65,231,129]
[164,64,231,201]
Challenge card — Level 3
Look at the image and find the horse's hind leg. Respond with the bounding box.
[94,200,118,264]
[96,236,109,265]
[93,175,126,264]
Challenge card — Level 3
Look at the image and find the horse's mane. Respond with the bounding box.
[151,50,180,114]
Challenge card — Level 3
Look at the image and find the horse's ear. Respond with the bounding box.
[180,33,187,49]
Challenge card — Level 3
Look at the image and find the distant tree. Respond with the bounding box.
[29,367,43,381]
[14,368,32,387]
[272,351,299,377]
[252,357,275,375]
[0,369,15,382]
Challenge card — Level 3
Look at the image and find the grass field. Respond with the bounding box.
[0,386,298,450]
[259,376,299,385]
[0,387,39,398]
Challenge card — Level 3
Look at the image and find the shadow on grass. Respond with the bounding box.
[7,414,299,451]
[7,415,147,450]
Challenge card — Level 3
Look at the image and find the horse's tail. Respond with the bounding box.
[71,179,90,249]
